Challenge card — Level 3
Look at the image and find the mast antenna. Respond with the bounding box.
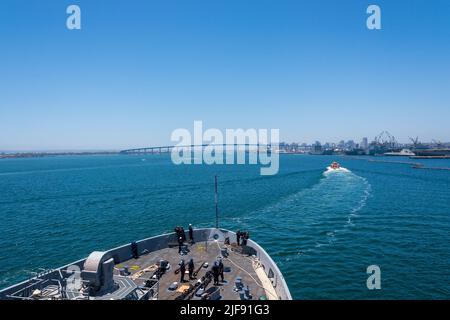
[215,175,219,229]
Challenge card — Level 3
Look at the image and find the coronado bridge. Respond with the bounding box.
[120,144,274,154]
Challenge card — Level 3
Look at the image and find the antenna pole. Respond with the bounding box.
[215,175,219,229]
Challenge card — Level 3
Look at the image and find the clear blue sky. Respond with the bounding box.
[1,0,449,150]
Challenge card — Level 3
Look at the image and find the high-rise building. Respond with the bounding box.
[361,137,368,150]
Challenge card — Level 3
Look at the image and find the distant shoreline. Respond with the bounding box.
[2,151,450,160]
[0,151,120,159]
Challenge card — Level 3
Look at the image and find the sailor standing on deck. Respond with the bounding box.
[188,224,194,243]
[188,258,195,280]
[241,232,248,246]
[179,260,186,283]
[178,236,184,254]
[218,259,224,283]
[236,230,241,246]
[212,261,220,285]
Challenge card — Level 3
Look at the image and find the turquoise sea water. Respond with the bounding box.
[0,154,449,299]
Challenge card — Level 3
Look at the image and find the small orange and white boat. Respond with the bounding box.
[330,161,341,169]
[325,161,349,174]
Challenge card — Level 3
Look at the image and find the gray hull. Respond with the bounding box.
[0,228,292,300]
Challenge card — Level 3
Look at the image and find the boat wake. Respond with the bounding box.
[229,168,372,264]
[323,166,351,175]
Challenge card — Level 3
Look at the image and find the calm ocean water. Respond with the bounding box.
[0,154,449,299]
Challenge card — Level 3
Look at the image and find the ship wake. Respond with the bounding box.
[323,166,351,175]
[229,169,372,263]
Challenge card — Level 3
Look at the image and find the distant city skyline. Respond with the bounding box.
[1,134,446,153]
[1,0,450,151]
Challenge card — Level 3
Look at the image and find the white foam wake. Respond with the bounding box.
[226,168,372,263]
[323,166,351,175]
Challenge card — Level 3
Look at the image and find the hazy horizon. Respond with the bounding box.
[1,136,448,153]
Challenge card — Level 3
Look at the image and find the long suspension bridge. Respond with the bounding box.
[120,144,274,154]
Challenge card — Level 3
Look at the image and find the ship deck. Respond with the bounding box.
[116,240,267,300]
[0,228,291,300]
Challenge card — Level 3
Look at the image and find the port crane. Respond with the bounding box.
[373,131,397,148]
[409,136,420,148]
